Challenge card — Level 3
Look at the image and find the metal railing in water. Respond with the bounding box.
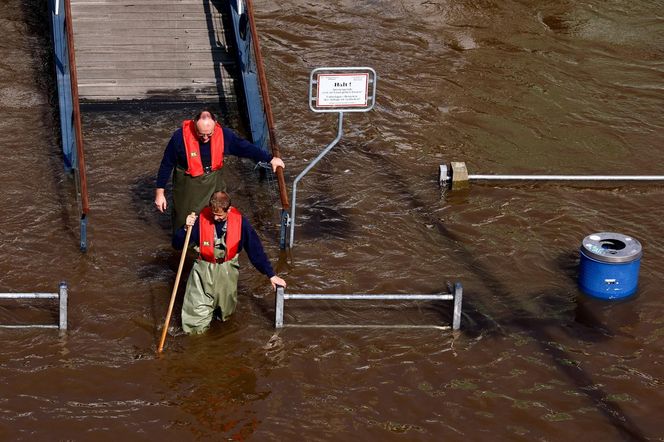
[274,283,463,331]
[0,282,68,330]
[440,162,664,189]
[233,0,290,248]
[49,0,90,252]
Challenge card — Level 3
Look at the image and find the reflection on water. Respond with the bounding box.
[0,0,663,439]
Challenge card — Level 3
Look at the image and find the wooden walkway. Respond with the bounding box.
[70,0,239,102]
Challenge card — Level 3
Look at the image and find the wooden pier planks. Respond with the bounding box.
[70,0,239,102]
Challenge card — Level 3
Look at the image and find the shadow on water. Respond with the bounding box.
[356,147,648,441]
[130,174,173,232]
[296,194,355,241]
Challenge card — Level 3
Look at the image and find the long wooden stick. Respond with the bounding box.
[157,218,194,353]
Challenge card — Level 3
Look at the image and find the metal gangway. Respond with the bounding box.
[0,282,68,330]
[275,283,463,330]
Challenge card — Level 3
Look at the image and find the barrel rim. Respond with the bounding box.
[580,232,642,263]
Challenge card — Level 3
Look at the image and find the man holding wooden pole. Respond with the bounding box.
[171,191,286,334]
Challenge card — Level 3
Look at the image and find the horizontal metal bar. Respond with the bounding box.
[0,293,59,299]
[469,175,664,181]
[284,294,453,301]
[282,324,451,330]
[0,325,60,329]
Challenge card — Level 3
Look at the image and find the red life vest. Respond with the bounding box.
[182,120,224,177]
[198,206,242,263]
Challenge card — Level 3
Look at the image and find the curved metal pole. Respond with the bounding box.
[289,112,344,247]
[469,174,664,181]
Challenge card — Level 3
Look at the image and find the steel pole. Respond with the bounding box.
[284,293,453,300]
[289,111,344,247]
[469,174,664,181]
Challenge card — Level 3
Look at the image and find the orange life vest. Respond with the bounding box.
[198,206,242,263]
[182,120,224,177]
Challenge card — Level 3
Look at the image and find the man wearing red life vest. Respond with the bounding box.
[154,109,285,233]
[173,191,287,334]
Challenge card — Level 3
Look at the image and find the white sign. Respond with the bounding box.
[316,73,369,108]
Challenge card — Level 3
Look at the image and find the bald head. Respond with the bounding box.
[195,117,215,142]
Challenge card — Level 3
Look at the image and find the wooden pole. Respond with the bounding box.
[157,217,194,353]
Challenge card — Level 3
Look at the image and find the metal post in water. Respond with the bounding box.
[80,215,87,252]
[59,281,68,330]
[453,282,463,330]
[275,286,285,328]
[289,111,344,247]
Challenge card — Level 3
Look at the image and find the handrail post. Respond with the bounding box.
[289,111,344,247]
[245,0,290,211]
[275,286,285,328]
[59,281,68,330]
[63,0,90,252]
[453,282,463,330]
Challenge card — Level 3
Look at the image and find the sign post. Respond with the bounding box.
[289,67,377,248]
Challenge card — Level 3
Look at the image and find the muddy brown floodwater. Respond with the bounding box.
[0,0,663,440]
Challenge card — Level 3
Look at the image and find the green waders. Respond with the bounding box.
[172,167,226,233]
[181,232,240,334]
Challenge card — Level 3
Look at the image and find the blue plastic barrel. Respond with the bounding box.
[578,232,642,300]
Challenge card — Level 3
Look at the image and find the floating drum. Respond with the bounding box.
[579,232,642,300]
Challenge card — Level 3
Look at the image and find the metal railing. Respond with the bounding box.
[0,282,68,330]
[50,0,90,252]
[275,282,463,330]
[245,0,289,212]
[232,0,290,248]
[440,162,664,189]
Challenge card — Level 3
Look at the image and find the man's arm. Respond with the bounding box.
[154,131,181,212]
[172,215,200,249]
[223,128,285,173]
[240,218,287,288]
[240,217,275,277]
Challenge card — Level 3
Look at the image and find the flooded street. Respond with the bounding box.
[1,0,663,439]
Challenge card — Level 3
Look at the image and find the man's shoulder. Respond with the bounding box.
[168,127,185,145]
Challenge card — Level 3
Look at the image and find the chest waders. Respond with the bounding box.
[181,229,240,334]
[172,167,226,233]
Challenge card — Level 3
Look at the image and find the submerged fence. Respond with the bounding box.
[275,282,463,330]
[0,282,68,330]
